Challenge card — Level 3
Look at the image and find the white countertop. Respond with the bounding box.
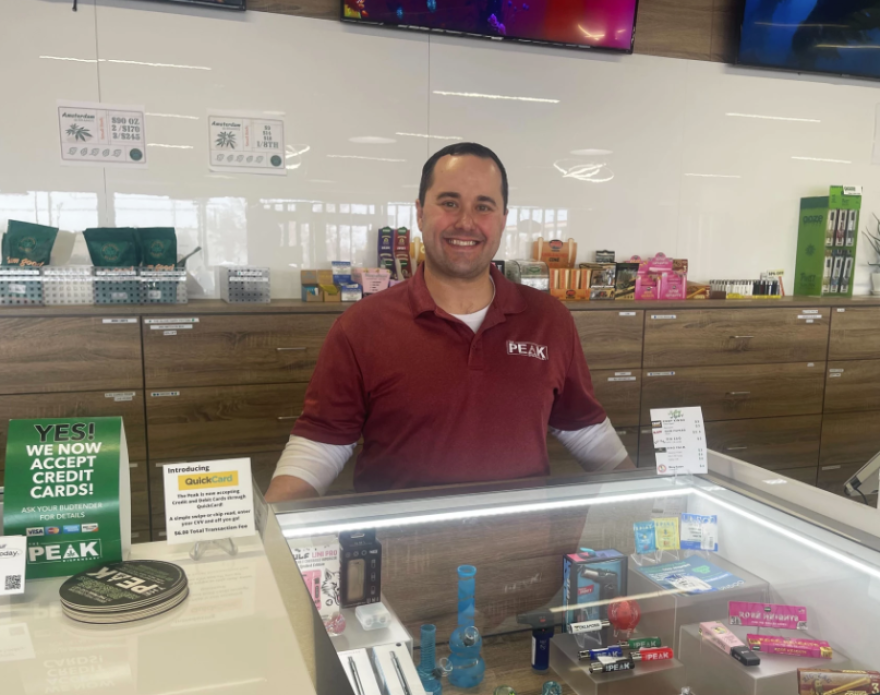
[0,535,318,695]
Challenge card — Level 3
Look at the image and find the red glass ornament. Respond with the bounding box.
[608,599,641,632]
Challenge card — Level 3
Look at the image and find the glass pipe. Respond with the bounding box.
[449,566,484,687]
[542,683,563,695]
[417,624,442,694]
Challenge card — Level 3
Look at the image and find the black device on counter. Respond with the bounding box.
[339,529,382,608]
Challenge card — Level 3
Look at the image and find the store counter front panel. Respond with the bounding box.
[273,454,880,695]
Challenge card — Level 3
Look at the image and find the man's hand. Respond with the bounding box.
[264,475,320,503]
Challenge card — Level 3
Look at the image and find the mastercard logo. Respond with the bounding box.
[46,527,61,535]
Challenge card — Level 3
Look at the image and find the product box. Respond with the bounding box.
[795,186,861,297]
[534,237,577,269]
[596,250,616,263]
[394,228,411,280]
[798,669,880,694]
[220,266,270,303]
[341,283,362,302]
[352,267,391,294]
[614,262,638,300]
[301,285,323,302]
[629,254,688,301]
[378,227,395,277]
[747,634,831,658]
[562,549,627,630]
[339,529,382,609]
[321,284,341,302]
[331,261,352,285]
[550,267,590,300]
[290,536,341,627]
[728,601,807,630]
[0,267,44,306]
[301,269,334,286]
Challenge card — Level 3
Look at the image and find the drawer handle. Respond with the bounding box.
[726,391,752,396]
[615,430,629,436]
[822,465,841,471]
[276,347,307,351]
[277,416,300,421]
[730,335,755,339]
[724,446,749,452]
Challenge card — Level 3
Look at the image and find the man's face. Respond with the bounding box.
[416,154,508,281]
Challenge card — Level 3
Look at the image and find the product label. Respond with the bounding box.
[150,391,179,398]
[0,536,27,596]
[797,314,821,320]
[647,372,675,377]
[633,521,656,554]
[608,377,637,382]
[654,517,680,550]
[729,601,807,630]
[618,312,636,316]
[149,324,193,330]
[164,331,177,336]
[101,318,137,324]
[651,315,677,320]
[144,318,200,324]
[680,513,718,551]
[568,619,604,634]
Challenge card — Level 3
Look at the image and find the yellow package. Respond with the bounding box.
[654,517,680,551]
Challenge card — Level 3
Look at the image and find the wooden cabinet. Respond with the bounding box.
[820,411,880,469]
[780,466,820,486]
[591,370,641,427]
[643,308,830,369]
[823,360,880,413]
[129,461,150,541]
[143,313,337,388]
[704,416,822,470]
[817,462,877,505]
[572,310,643,370]
[146,383,306,460]
[829,307,880,360]
[0,316,142,395]
[0,390,147,473]
[641,363,826,423]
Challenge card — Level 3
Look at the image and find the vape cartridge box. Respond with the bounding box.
[795,186,861,297]
[339,529,382,609]
[562,549,627,629]
[289,536,340,624]
[798,669,880,695]
[338,649,382,695]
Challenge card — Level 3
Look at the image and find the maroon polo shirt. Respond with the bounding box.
[292,264,607,492]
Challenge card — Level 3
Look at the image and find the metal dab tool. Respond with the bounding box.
[391,651,413,695]
[348,656,365,695]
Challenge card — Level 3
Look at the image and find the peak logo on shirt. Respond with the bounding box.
[507,341,549,361]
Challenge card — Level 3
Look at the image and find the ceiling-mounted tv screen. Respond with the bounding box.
[739,1,880,80]
[341,0,639,52]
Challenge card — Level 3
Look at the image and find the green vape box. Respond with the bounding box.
[794,186,862,297]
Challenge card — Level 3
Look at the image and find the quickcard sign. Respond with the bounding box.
[2,418,130,579]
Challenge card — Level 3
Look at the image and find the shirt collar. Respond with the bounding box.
[408,262,527,318]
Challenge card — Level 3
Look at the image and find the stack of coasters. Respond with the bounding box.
[59,560,189,624]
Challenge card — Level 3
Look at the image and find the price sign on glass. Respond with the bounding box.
[650,406,708,476]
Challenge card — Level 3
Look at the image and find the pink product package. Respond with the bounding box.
[700,621,745,652]
[747,635,832,659]
[352,267,391,294]
[629,253,688,300]
[729,601,808,630]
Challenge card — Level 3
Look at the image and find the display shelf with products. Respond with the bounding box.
[273,452,880,695]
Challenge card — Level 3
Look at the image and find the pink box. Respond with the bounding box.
[747,635,832,659]
[729,601,808,630]
[628,253,688,300]
[352,267,391,294]
[700,621,745,653]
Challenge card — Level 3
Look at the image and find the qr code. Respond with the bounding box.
[4,575,22,591]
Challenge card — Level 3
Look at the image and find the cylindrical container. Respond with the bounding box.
[531,628,554,671]
[457,565,476,627]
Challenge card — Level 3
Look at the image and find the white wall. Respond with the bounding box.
[3,0,880,298]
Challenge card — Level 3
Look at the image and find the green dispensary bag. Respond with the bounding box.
[136,227,177,268]
[2,220,59,266]
[83,228,141,267]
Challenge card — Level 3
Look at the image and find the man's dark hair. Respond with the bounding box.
[418,142,509,211]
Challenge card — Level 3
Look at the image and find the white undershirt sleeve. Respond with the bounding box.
[272,435,357,495]
[550,417,628,473]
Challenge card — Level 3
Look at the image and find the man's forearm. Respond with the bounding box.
[265,474,320,502]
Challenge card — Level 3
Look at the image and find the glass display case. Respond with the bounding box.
[272,453,880,695]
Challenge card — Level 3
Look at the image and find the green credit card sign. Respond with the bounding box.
[2,417,129,579]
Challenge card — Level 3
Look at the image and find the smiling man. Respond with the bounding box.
[265,142,634,502]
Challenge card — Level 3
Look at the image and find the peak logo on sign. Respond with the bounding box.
[506,341,549,361]
[28,540,101,564]
[178,471,238,491]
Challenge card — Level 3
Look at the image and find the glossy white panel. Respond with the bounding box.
[3,3,880,296]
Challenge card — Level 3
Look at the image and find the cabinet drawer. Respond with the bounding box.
[705,416,822,470]
[143,314,337,388]
[591,370,641,427]
[0,317,142,395]
[572,310,643,370]
[0,390,147,480]
[640,363,825,423]
[548,428,638,477]
[818,462,876,505]
[829,307,880,360]
[643,309,830,369]
[820,411,880,468]
[148,450,283,520]
[146,384,306,459]
[824,360,880,413]
[129,461,150,533]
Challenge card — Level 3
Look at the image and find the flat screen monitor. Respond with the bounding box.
[739,0,880,80]
[341,0,639,52]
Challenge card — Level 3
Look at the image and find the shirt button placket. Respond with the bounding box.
[469,336,484,371]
